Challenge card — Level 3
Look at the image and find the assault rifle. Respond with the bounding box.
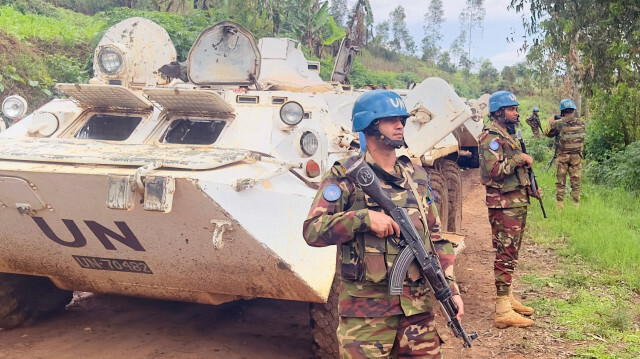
[516,130,547,218]
[345,157,478,348]
[545,115,562,173]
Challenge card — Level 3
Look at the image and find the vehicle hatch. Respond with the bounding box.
[187,21,261,86]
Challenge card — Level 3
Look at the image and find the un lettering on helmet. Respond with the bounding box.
[389,97,406,110]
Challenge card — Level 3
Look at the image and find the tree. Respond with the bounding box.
[478,59,499,92]
[421,0,445,63]
[449,30,468,68]
[458,0,485,66]
[329,0,349,27]
[373,20,390,48]
[389,5,416,55]
[437,51,456,73]
[500,66,517,93]
[510,0,640,147]
[345,0,374,46]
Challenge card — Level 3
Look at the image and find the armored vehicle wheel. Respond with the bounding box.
[427,167,449,231]
[0,273,72,329]
[309,275,339,359]
[438,160,463,233]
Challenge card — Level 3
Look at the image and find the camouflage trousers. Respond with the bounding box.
[556,152,582,203]
[337,311,442,359]
[529,124,541,138]
[488,206,528,296]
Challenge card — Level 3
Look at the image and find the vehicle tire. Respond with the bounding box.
[438,160,463,233]
[426,167,449,231]
[309,275,339,359]
[0,273,73,329]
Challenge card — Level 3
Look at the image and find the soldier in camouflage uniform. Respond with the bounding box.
[479,91,536,329]
[525,107,542,138]
[303,90,463,358]
[545,99,586,209]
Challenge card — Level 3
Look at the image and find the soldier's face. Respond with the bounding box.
[377,116,405,141]
[503,106,519,122]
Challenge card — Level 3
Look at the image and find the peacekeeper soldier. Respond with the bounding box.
[545,99,586,209]
[479,90,536,329]
[303,89,463,358]
[525,107,542,138]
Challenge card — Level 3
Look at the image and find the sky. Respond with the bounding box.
[347,0,531,71]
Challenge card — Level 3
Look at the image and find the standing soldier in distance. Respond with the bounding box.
[303,90,463,358]
[479,90,537,329]
[526,107,542,138]
[545,99,586,209]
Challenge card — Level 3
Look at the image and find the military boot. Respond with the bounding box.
[495,295,534,329]
[509,288,534,315]
[556,201,564,210]
[573,202,579,209]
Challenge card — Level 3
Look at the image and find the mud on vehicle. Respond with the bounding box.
[0,18,487,357]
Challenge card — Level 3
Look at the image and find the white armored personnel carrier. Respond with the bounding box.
[0,18,487,357]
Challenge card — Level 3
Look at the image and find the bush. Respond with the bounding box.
[584,141,640,191]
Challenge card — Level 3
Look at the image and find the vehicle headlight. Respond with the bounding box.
[300,131,318,156]
[98,46,124,76]
[280,101,304,126]
[2,95,28,119]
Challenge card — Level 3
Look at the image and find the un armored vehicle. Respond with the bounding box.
[0,18,486,356]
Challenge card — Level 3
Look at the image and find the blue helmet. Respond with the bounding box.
[488,91,519,113]
[532,107,539,112]
[352,90,410,132]
[559,98,576,111]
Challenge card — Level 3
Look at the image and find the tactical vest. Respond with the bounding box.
[337,156,432,285]
[481,128,530,193]
[557,119,586,154]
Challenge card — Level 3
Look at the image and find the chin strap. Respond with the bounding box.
[363,128,404,149]
[363,120,406,149]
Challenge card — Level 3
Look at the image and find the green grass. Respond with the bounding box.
[527,164,640,290]
[0,6,102,47]
[517,117,640,357]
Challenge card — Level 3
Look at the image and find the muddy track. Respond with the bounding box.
[0,169,571,359]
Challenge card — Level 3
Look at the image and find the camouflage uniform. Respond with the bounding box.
[479,121,531,296]
[545,117,586,204]
[303,151,459,359]
[525,113,542,138]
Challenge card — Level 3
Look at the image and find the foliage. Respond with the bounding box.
[585,84,640,158]
[421,0,444,63]
[511,0,640,93]
[280,0,330,50]
[388,5,415,55]
[526,161,640,290]
[0,5,102,47]
[522,151,640,357]
[328,0,348,28]
[477,59,499,93]
[457,0,485,66]
[45,54,90,83]
[584,141,640,192]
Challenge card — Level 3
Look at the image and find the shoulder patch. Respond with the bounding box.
[489,139,500,151]
[322,184,342,202]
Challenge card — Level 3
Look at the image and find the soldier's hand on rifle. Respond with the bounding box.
[368,210,401,238]
[521,153,534,168]
[528,186,542,199]
[453,294,464,321]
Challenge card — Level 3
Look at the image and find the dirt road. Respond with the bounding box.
[0,169,569,358]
